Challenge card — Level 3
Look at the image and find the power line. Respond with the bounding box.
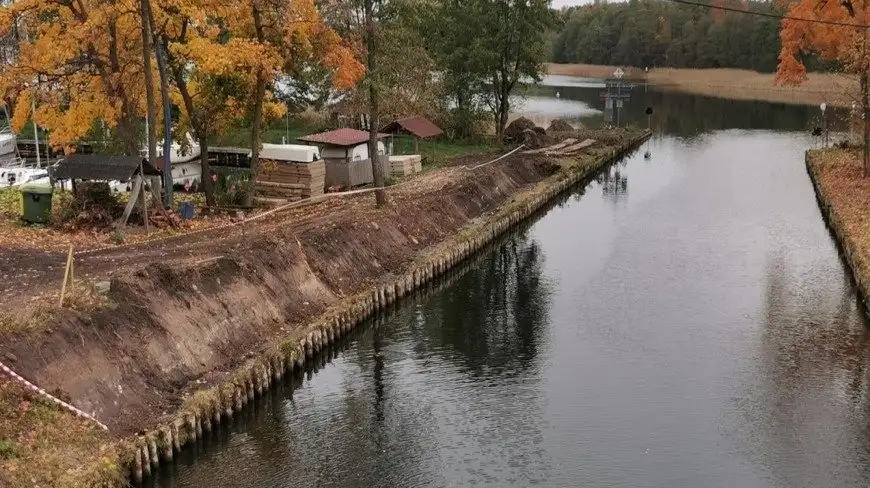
[666,0,869,28]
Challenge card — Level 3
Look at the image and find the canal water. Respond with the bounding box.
[152,82,870,488]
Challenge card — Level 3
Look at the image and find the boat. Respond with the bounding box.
[0,126,15,159]
[0,157,49,188]
[151,133,201,165]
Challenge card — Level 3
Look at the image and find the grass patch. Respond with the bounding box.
[213,126,317,147]
[0,378,121,487]
[392,135,496,167]
[0,439,19,460]
[0,283,112,338]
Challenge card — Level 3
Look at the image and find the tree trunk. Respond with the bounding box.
[863,70,870,177]
[117,110,141,156]
[244,5,266,208]
[365,0,387,206]
[139,0,157,167]
[169,59,215,206]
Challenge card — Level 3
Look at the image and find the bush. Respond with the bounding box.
[0,439,19,459]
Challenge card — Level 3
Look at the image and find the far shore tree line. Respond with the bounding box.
[0,0,554,208]
[552,0,870,178]
[550,0,834,73]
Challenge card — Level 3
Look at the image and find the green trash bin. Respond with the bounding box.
[20,182,54,224]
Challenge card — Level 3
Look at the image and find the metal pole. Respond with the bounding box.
[153,35,173,208]
[32,95,40,167]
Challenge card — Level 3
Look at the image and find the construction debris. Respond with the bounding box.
[389,155,423,177]
[254,159,326,206]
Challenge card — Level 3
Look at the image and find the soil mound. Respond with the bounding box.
[547,119,575,133]
[504,117,539,142]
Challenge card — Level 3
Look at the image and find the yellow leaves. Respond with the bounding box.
[326,45,365,91]
[10,91,32,133]
[176,38,282,79]
[774,53,808,86]
[262,98,287,121]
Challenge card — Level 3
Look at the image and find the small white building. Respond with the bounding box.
[298,128,391,188]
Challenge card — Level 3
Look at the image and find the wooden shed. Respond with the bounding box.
[381,116,443,151]
[298,128,391,189]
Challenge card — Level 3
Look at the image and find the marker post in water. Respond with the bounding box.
[820,103,829,148]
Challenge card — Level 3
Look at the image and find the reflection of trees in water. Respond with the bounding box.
[526,84,844,138]
[411,231,552,374]
[153,231,553,487]
[743,250,870,487]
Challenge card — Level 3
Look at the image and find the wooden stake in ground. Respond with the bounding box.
[59,245,74,307]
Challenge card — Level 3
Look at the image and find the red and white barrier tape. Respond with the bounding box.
[0,360,108,431]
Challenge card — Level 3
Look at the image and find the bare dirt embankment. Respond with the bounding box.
[0,128,644,484]
[547,63,854,107]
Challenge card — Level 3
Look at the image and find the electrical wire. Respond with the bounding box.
[665,0,869,28]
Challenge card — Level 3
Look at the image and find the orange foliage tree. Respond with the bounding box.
[0,0,146,154]
[1,0,361,205]
[776,0,870,173]
[151,0,362,205]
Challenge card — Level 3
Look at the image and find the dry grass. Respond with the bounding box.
[0,282,112,337]
[810,149,870,279]
[547,63,856,107]
[0,187,237,252]
[0,378,121,487]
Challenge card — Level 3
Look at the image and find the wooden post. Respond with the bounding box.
[59,245,73,307]
[119,176,143,229]
[414,136,419,155]
[138,163,150,233]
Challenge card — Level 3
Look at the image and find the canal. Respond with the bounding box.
[152,82,870,488]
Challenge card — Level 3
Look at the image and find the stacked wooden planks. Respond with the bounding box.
[254,159,325,206]
[389,155,423,177]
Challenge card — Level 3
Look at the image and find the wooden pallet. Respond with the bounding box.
[549,139,596,155]
[523,138,577,154]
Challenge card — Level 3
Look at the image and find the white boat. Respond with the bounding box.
[0,158,48,188]
[171,161,201,191]
[0,126,16,159]
[153,133,201,164]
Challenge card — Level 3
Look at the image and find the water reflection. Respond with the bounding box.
[597,165,629,205]
[740,250,870,488]
[154,227,554,487]
[523,79,844,137]
[409,231,552,374]
[154,89,870,488]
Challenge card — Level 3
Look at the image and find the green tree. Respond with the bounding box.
[550,0,787,73]
[430,0,553,140]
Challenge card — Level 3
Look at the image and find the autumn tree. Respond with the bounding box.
[151,0,360,207]
[321,0,440,126]
[0,0,146,154]
[775,0,870,174]
[241,0,362,206]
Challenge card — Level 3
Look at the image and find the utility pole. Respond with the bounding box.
[143,0,173,208]
[154,36,173,208]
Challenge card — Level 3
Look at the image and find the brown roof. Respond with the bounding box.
[298,128,389,147]
[53,154,160,181]
[381,116,443,139]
